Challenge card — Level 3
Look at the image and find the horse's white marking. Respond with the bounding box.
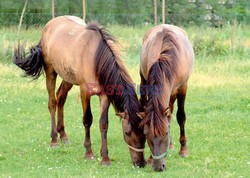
[69,29,77,36]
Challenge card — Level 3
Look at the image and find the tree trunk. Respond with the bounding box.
[83,0,86,20]
[52,0,55,18]
[18,0,29,37]
[162,0,165,24]
[154,0,157,25]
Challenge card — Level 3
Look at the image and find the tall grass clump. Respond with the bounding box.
[0,26,42,63]
[186,24,250,60]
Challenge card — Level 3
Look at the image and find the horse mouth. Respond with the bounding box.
[153,163,166,172]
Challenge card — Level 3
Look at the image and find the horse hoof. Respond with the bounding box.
[101,158,111,166]
[179,150,189,158]
[85,153,95,160]
[169,143,174,150]
[50,142,59,148]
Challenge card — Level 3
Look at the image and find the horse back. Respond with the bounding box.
[141,24,194,88]
[40,16,100,86]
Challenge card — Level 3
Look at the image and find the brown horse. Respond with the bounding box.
[138,24,194,171]
[13,16,146,167]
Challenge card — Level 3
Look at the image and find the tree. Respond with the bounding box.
[52,0,55,18]
[162,0,165,24]
[18,0,29,35]
[154,0,157,25]
[83,0,86,20]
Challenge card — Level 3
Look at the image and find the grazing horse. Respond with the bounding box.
[138,24,194,171]
[13,16,146,167]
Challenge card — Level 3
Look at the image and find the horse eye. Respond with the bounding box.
[125,132,131,136]
[166,131,168,135]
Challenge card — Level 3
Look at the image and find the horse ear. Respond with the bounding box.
[116,112,126,119]
[137,112,146,119]
[164,108,171,117]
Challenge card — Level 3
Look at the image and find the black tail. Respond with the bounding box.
[13,44,44,80]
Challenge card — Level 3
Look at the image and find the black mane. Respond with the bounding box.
[87,22,143,128]
[140,29,180,135]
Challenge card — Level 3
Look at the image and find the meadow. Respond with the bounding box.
[0,24,249,177]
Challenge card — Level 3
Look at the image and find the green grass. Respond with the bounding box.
[0,25,250,177]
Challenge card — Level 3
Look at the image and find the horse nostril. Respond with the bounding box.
[161,163,166,171]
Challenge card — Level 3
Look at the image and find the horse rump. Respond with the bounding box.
[13,43,44,80]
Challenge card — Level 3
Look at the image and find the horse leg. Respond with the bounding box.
[139,71,147,107]
[80,87,94,159]
[99,95,111,165]
[45,67,58,147]
[56,80,73,144]
[176,84,189,157]
[140,71,152,163]
[169,94,176,150]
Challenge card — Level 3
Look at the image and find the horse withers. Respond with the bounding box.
[138,24,194,171]
[13,16,146,167]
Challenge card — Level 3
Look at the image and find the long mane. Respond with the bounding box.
[140,29,180,135]
[86,22,143,128]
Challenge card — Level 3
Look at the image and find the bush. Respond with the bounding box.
[192,34,230,57]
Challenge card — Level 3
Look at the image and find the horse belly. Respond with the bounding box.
[58,66,77,85]
[53,59,78,85]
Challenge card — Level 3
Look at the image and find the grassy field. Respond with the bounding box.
[0,25,250,177]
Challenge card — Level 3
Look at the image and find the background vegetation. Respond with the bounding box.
[0,24,249,177]
[0,0,249,26]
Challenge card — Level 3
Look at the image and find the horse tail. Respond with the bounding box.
[13,43,44,80]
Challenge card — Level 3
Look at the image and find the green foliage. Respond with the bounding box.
[0,0,249,26]
[186,25,250,58]
[192,34,229,56]
[86,0,153,25]
[162,0,250,26]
